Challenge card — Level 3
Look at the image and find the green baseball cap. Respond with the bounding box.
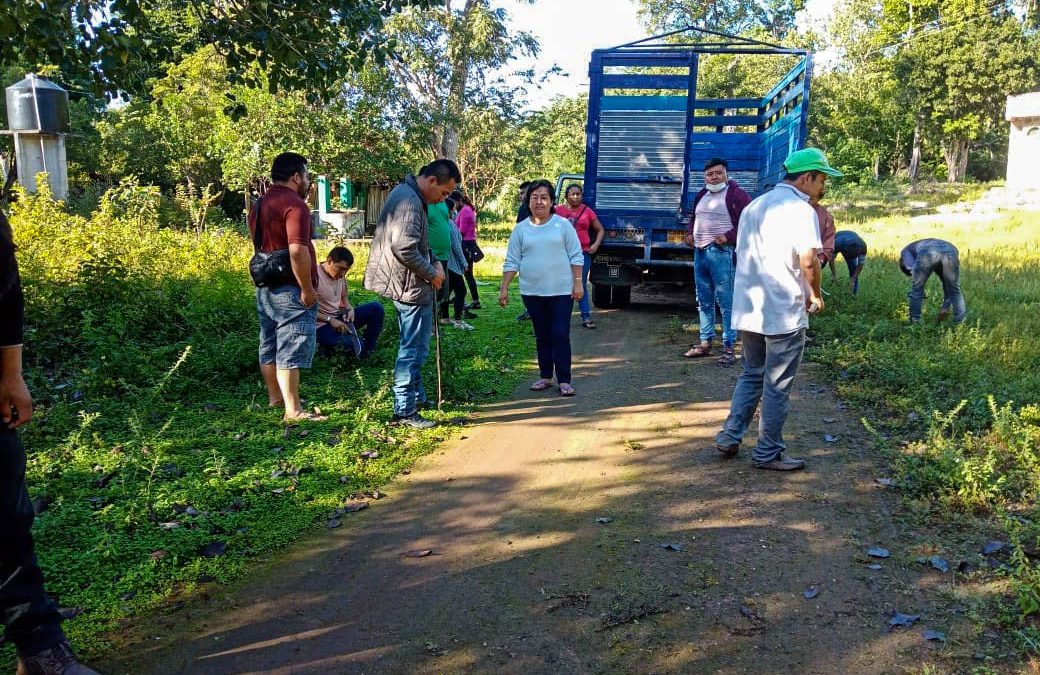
[783,147,843,177]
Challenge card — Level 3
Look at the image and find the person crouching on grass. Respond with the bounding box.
[500,179,584,397]
[315,246,385,358]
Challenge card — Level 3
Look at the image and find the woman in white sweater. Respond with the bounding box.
[499,179,584,396]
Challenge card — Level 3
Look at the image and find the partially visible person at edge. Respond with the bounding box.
[810,186,836,272]
[682,157,752,366]
[714,148,841,471]
[454,191,482,311]
[500,179,584,397]
[0,211,101,675]
[832,230,868,294]
[364,160,457,429]
[249,152,327,423]
[315,246,385,358]
[899,238,966,324]
[441,211,474,330]
[555,183,605,329]
[513,182,532,320]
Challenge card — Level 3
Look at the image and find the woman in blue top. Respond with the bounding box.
[500,179,584,396]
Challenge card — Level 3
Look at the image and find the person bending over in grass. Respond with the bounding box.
[0,212,100,675]
[899,238,966,324]
[249,152,327,423]
[832,230,867,294]
[316,246,385,358]
[715,148,840,471]
[500,179,584,397]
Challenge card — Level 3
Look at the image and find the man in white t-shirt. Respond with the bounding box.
[715,148,843,471]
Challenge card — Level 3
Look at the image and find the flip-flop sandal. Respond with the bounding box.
[683,345,712,358]
[283,411,329,424]
[582,320,597,329]
[529,379,552,391]
[559,384,576,397]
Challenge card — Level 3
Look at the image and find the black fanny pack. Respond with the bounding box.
[248,196,296,288]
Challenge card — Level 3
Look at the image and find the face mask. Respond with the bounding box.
[705,181,727,193]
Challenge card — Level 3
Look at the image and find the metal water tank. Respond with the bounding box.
[5,74,70,133]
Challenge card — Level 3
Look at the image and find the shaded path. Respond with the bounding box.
[105,291,951,674]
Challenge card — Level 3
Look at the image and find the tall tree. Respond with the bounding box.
[0,0,432,98]
[637,0,807,39]
[381,0,538,161]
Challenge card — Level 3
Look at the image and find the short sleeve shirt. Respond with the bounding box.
[248,184,317,287]
[731,183,822,335]
[555,205,598,252]
[427,202,452,261]
[315,263,345,321]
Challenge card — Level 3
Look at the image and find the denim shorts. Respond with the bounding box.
[256,284,318,369]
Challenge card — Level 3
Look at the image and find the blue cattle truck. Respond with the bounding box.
[563,27,813,308]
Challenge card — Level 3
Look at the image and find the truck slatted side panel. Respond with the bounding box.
[596,109,686,211]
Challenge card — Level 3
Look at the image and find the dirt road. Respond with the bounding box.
[106,292,956,674]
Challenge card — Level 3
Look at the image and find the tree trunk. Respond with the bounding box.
[941,137,970,183]
[908,115,923,182]
[872,154,881,181]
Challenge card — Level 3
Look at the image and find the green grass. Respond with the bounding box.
[805,199,1040,658]
[3,184,532,667]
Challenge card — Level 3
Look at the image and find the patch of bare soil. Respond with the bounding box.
[103,290,985,675]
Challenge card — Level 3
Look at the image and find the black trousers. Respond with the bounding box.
[1,428,64,656]
[439,270,468,320]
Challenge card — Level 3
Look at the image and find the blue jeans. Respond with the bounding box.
[716,329,806,464]
[694,244,736,347]
[522,295,574,384]
[317,301,385,357]
[577,252,592,321]
[257,284,318,369]
[392,300,432,417]
[908,242,966,323]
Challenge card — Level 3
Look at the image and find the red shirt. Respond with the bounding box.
[555,205,598,252]
[248,184,318,288]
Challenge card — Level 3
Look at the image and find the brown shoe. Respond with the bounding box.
[17,641,100,675]
[716,443,739,458]
[753,454,806,471]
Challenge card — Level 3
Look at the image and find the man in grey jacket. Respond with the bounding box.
[365,159,459,428]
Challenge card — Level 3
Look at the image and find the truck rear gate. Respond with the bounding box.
[582,27,812,308]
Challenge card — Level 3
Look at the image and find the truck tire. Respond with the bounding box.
[613,285,632,308]
[592,282,613,309]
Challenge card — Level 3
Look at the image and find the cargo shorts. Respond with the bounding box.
[256,284,318,370]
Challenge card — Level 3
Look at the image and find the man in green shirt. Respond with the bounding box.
[427,201,452,263]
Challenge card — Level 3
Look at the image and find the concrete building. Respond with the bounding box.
[1006,92,1040,192]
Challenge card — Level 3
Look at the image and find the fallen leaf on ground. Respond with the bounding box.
[929,556,949,573]
[659,543,683,552]
[298,429,309,438]
[404,549,432,558]
[158,522,180,530]
[342,501,368,513]
[874,478,895,487]
[149,550,168,561]
[200,541,227,558]
[823,417,836,424]
[922,630,947,642]
[823,434,838,443]
[982,541,1005,555]
[803,586,819,599]
[234,433,245,441]
[867,546,891,558]
[596,517,614,524]
[888,611,921,629]
[326,518,342,529]
[866,563,883,570]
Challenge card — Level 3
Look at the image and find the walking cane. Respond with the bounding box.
[432,289,443,411]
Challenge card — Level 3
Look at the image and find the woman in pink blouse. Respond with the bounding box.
[555,184,604,328]
[454,191,482,309]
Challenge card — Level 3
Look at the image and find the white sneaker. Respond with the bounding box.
[453,320,475,331]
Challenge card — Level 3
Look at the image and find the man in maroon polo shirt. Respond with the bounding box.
[248,152,326,423]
